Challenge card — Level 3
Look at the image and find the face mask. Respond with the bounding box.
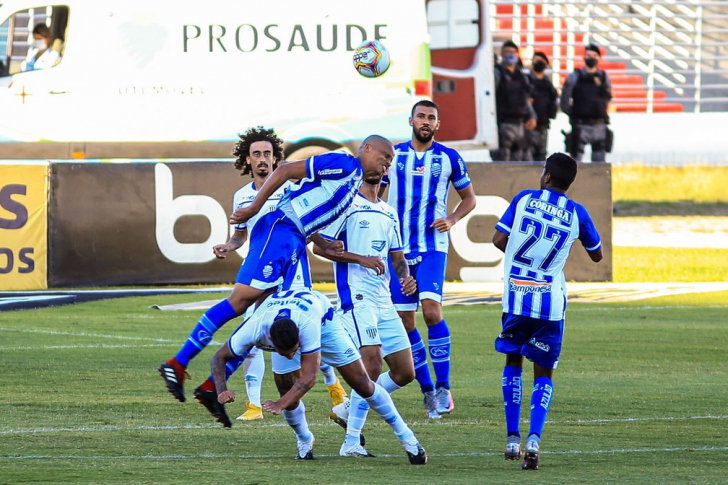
[533,61,547,73]
[33,39,47,50]
[503,53,518,66]
[585,57,598,68]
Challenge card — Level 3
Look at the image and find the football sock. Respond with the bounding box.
[408,329,434,393]
[345,372,402,447]
[175,299,238,367]
[197,377,216,392]
[376,371,402,394]
[243,350,265,408]
[528,376,554,439]
[428,320,451,389]
[502,365,523,437]
[365,383,414,443]
[319,364,337,386]
[282,401,312,443]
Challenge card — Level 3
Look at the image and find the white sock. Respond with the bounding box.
[345,373,403,446]
[282,401,312,442]
[319,364,337,387]
[365,383,414,443]
[243,349,265,407]
[376,371,402,394]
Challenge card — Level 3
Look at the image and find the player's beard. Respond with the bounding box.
[413,127,434,144]
[255,164,270,178]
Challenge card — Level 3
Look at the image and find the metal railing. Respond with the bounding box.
[490,0,728,112]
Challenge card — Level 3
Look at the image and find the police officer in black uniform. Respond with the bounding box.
[560,43,613,162]
[523,51,558,161]
[490,40,536,162]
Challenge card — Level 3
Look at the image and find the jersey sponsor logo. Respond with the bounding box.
[529,338,551,352]
[509,275,552,293]
[275,309,291,320]
[318,168,343,176]
[527,197,572,223]
[359,220,370,228]
[371,240,386,251]
[411,166,426,176]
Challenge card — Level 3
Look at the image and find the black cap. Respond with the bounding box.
[502,40,519,51]
[585,43,602,57]
[533,51,549,64]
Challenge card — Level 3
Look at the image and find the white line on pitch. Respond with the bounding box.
[0,344,173,351]
[0,327,223,346]
[2,446,727,460]
[2,415,725,436]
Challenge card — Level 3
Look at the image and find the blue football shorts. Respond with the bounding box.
[388,251,447,311]
[235,209,308,291]
[494,312,564,369]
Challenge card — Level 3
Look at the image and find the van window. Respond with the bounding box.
[427,0,480,50]
[0,4,69,77]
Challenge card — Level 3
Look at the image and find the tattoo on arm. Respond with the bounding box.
[394,259,409,280]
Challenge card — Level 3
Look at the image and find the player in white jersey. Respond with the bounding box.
[315,174,417,457]
[492,153,602,470]
[380,100,477,418]
[209,289,428,464]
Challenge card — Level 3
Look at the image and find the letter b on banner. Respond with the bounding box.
[0,164,48,290]
[154,164,228,264]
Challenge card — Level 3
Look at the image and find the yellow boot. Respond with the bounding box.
[236,401,263,421]
[327,377,348,407]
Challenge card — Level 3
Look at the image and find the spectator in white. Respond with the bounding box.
[21,23,60,71]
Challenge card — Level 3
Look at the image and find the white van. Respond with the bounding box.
[0,0,432,158]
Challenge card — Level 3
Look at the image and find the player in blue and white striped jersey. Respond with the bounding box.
[159,127,346,410]
[380,100,477,418]
[315,174,417,457]
[492,153,602,470]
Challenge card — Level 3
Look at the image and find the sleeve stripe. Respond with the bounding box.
[585,241,602,252]
[495,222,512,235]
[453,177,471,189]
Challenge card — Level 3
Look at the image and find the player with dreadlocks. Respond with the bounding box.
[159,127,348,422]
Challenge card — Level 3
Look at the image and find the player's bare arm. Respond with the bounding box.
[312,243,386,275]
[588,246,604,263]
[492,229,509,253]
[210,342,238,404]
[431,185,476,233]
[391,250,417,296]
[212,229,247,259]
[309,233,345,258]
[262,351,320,414]
[230,160,308,224]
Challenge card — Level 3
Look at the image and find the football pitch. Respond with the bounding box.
[1,290,727,484]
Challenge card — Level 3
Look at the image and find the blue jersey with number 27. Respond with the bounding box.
[496,188,601,321]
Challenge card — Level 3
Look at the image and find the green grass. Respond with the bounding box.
[2,292,728,483]
[613,247,728,282]
[612,165,728,203]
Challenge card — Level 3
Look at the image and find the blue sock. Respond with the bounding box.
[528,376,554,439]
[175,299,238,367]
[408,328,434,393]
[502,366,523,437]
[428,320,451,389]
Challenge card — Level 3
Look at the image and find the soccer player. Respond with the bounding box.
[492,152,603,470]
[314,173,416,457]
[380,100,476,418]
[210,289,428,464]
[158,127,347,408]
